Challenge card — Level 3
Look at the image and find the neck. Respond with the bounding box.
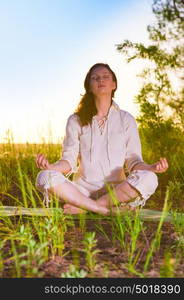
[94,95,112,117]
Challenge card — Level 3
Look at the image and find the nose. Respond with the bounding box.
[98,77,104,82]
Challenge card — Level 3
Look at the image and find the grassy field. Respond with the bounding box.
[0,142,184,278]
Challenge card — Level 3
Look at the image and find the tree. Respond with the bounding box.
[116,0,184,130]
[116,0,184,208]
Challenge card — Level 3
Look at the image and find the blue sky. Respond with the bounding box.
[0,0,154,143]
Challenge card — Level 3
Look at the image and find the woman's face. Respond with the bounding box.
[89,66,116,97]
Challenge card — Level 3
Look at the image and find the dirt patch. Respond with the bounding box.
[1,217,183,278]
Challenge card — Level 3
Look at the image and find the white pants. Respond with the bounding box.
[35,169,158,208]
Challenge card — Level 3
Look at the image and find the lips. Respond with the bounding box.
[98,85,106,88]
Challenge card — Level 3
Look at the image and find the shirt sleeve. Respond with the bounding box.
[124,112,144,173]
[60,114,81,174]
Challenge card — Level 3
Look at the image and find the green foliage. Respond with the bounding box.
[0,241,4,277]
[116,0,184,127]
[171,210,184,252]
[82,232,100,273]
[116,0,184,209]
[144,186,170,273]
[61,264,87,278]
[0,142,61,207]
[159,251,175,277]
[125,210,143,266]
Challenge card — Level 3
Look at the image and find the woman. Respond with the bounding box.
[35,63,168,215]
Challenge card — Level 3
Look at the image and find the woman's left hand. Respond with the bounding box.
[150,157,169,173]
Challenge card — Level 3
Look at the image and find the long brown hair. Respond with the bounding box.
[75,63,117,127]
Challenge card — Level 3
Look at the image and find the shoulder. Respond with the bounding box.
[66,113,81,131]
[67,113,80,124]
[112,101,136,122]
[119,109,136,123]
[118,110,139,133]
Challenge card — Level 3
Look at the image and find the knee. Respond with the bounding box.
[35,169,66,191]
[35,170,52,191]
[127,170,158,201]
[144,171,158,194]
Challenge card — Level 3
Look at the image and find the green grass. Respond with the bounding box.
[0,139,183,278]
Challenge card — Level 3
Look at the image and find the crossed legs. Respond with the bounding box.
[96,181,139,208]
[36,169,158,215]
[46,180,139,215]
[47,181,109,215]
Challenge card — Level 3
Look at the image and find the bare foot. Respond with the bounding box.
[63,204,86,215]
[109,204,136,216]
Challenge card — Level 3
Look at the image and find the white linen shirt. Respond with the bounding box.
[60,101,144,193]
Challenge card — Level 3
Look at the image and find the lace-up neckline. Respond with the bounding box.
[95,116,108,135]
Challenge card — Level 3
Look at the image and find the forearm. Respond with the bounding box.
[49,159,72,174]
[131,162,152,172]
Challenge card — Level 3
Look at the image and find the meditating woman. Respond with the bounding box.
[35,63,168,215]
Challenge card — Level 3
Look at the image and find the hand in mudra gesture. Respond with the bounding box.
[150,157,169,173]
[35,153,52,170]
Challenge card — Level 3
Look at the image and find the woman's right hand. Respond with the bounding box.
[35,153,51,170]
